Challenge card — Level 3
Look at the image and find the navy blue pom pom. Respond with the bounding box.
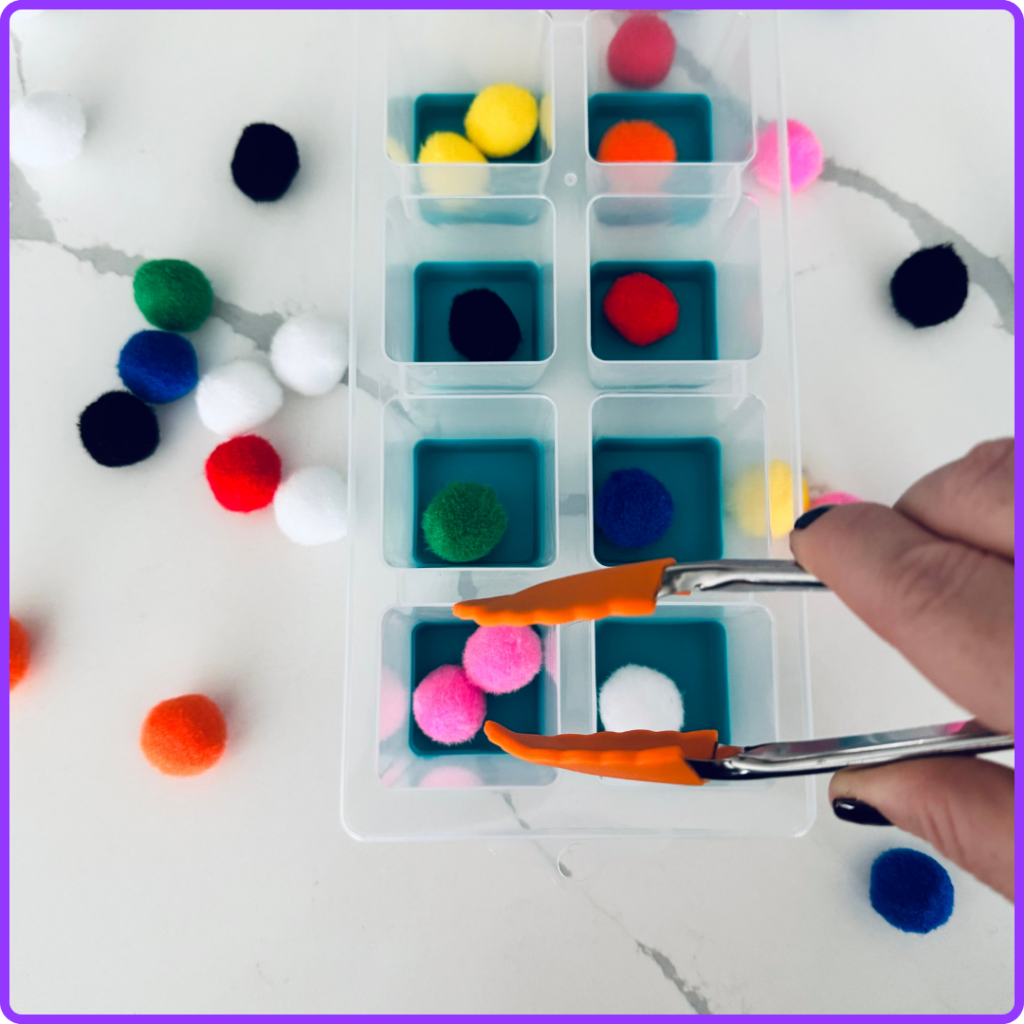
[118,330,198,404]
[870,848,954,933]
[595,468,673,548]
[78,391,159,467]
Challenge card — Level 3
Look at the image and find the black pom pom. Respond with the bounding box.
[78,391,159,467]
[890,244,968,328]
[231,123,300,202]
[448,289,522,362]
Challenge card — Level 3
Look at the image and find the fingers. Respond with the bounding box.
[791,503,1014,732]
[830,758,1015,902]
[896,439,1015,560]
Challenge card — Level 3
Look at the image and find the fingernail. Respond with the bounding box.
[793,504,835,531]
[832,797,893,826]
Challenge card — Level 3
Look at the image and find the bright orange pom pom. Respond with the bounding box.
[597,120,677,163]
[10,617,30,690]
[140,694,227,776]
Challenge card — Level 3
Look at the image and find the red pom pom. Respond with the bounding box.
[603,273,679,346]
[205,435,282,512]
[607,15,676,89]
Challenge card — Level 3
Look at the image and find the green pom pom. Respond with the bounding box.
[133,259,214,332]
[422,481,508,563]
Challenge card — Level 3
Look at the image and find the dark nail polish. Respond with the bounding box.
[832,797,893,826]
[793,504,835,531]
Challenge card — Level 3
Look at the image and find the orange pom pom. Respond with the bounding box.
[140,694,227,776]
[10,617,30,690]
[597,120,677,163]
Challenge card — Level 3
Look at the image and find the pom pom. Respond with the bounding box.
[133,259,214,333]
[418,131,486,165]
[412,664,487,745]
[730,459,809,539]
[10,617,30,690]
[603,272,679,346]
[464,83,539,158]
[599,664,684,732]
[607,14,676,88]
[270,313,348,396]
[140,694,227,776]
[78,391,159,468]
[890,245,969,328]
[595,468,673,548]
[421,481,507,563]
[205,435,282,513]
[420,765,481,788]
[753,120,824,193]
[196,359,284,437]
[463,625,542,695]
[448,288,522,362]
[231,123,300,202]
[274,466,348,545]
[597,120,677,163]
[10,91,85,169]
[117,330,198,404]
[813,490,862,508]
[870,849,954,933]
[417,131,489,196]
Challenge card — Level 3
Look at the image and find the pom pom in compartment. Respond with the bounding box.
[599,664,684,733]
[133,259,214,333]
[140,694,227,776]
[464,84,539,158]
[730,459,809,539]
[421,481,508,563]
[78,391,159,468]
[10,617,30,690]
[270,313,348,396]
[597,120,677,163]
[412,664,487,746]
[205,435,282,513]
[870,848,954,933]
[118,330,198,404]
[273,466,348,545]
[607,14,676,89]
[890,244,969,328]
[595,467,673,549]
[752,120,824,193]
[417,131,486,165]
[10,91,85,168]
[463,625,542,695]
[231,123,300,202]
[603,272,679,347]
[448,288,522,362]
[196,359,284,437]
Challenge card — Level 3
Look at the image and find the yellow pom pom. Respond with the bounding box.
[417,131,488,196]
[418,131,486,165]
[465,84,539,158]
[730,459,808,539]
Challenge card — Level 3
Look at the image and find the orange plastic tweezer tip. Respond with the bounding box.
[484,721,719,786]
[452,557,677,626]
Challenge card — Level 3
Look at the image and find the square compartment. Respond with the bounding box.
[382,394,558,570]
[588,93,712,163]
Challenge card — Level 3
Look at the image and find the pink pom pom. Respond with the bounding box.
[420,766,481,789]
[753,120,823,193]
[813,491,862,507]
[463,625,543,695]
[412,665,486,745]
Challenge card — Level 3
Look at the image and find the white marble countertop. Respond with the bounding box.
[9,9,1014,1014]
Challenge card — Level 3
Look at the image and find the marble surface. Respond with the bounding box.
[8,9,1015,1015]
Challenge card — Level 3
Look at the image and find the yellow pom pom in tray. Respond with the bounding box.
[417,131,489,197]
[465,84,539,158]
[730,459,810,539]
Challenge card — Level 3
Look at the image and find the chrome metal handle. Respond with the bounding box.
[658,559,826,598]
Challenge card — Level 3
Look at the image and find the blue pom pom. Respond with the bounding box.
[118,330,198,404]
[870,848,954,933]
[595,467,673,548]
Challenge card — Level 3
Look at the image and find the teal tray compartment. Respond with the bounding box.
[414,93,541,164]
[587,93,713,162]
[590,260,717,362]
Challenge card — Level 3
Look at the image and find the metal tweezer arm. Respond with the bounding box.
[657,559,827,598]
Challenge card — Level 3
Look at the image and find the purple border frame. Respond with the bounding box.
[3,2,1019,1020]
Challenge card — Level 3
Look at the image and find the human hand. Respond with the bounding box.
[789,439,1014,900]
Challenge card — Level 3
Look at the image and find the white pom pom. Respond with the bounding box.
[195,359,283,436]
[274,466,348,545]
[598,664,684,733]
[10,92,86,169]
[270,313,348,397]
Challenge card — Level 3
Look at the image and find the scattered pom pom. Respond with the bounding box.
[418,131,487,165]
[10,617,30,690]
[10,91,85,169]
[78,391,159,468]
[117,330,198,404]
[412,664,487,745]
[231,123,300,202]
[813,490,862,508]
[890,245,969,328]
[870,848,954,933]
[753,119,824,193]
[607,14,676,88]
[597,120,677,163]
[421,481,507,563]
[196,359,284,437]
[463,625,542,695]
[603,272,679,346]
[205,435,282,513]
[140,694,227,776]
[133,259,214,333]
[595,468,673,549]
[448,289,522,362]
[464,83,538,158]
[274,466,348,545]
[599,664,684,732]
[270,313,348,396]
[730,459,809,539]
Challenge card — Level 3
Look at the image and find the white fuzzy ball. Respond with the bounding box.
[195,358,283,436]
[274,466,348,545]
[598,664,684,733]
[270,313,348,396]
[10,92,85,169]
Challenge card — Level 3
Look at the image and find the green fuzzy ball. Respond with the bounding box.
[133,259,214,332]
[422,481,508,563]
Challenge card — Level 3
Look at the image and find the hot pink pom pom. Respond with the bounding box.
[412,665,486,745]
[753,119,823,193]
[813,491,862,508]
[463,625,543,695]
